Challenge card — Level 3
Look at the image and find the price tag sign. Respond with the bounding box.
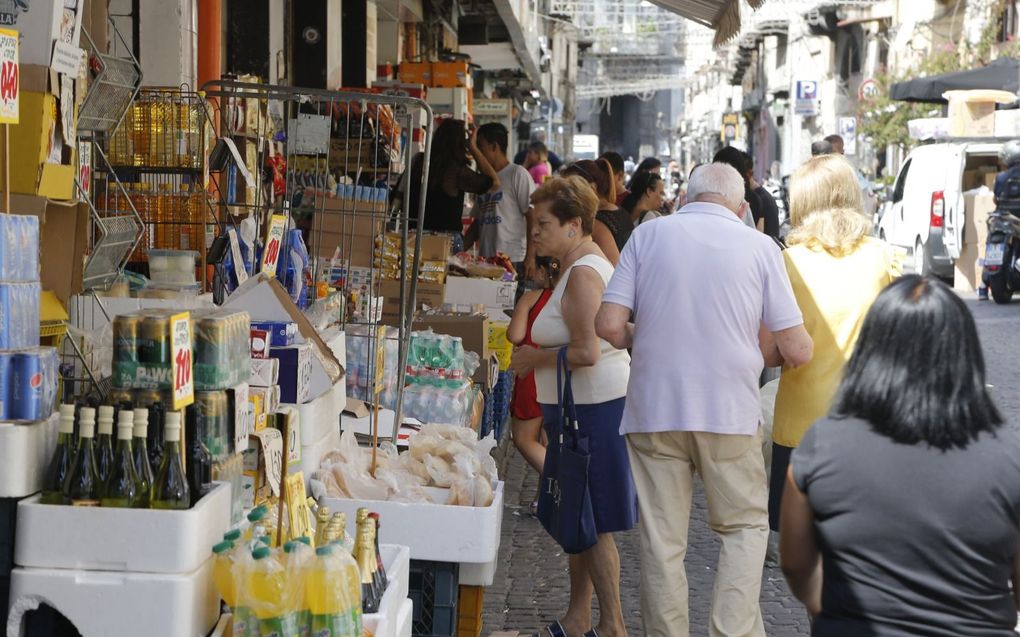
[77,140,92,198]
[227,228,248,284]
[374,325,387,396]
[0,28,19,124]
[285,472,312,542]
[261,214,288,277]
[251,427,283,497]
[169,312,194,410]
[281,407,302,464]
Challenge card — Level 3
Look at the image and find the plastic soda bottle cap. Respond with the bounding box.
[296,536,312,546]
[315,545,333,556]
[223,529,242,542]
[212,540,234,554]
[248,508,266,523]
[252,546,271,560]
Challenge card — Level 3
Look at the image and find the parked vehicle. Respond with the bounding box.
[878,141,1003,279]
[982,210,1020,303]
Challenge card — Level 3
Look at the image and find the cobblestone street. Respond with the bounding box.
[482,298,1020,637]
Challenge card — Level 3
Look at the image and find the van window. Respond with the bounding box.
[892,159,911,203]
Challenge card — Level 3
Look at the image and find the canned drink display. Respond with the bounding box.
[112,314,141,364]
[138,313,172,366]
[190,390,231,458]
[193,309,250,390]
[0,214,40,281]
[107,387,136,408]
[0,351,12,420]
[8,347,59,421]
[0,282,41,350]
[132,388,167,408]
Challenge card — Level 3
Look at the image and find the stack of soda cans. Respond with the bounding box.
[0,214,59,422]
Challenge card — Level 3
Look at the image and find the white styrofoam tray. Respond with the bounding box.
[394,597,413,637]
[284,378,344,446]
[6,558,218,637]
[320,481,504,564]
[0,413,58,498]
[15,482,231,574]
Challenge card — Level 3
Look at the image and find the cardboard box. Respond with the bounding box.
[955,192,996,292]
[947,98,997,137]
[270,342,314,404]
[995,109,1020,138]
[444,276,516,311]
[5,0,84,67]
[414,313,490,360]
[420,233,452,261]
[250,357,280,387]
[4,92,76,199]
[381,278,447,309]
[11,195,88,309]
[398,61,432,85]
[309,196,385,265]
[431,61,472,88]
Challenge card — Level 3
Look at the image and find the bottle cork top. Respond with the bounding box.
[78,407,97,438]
[58,404,75,433]
[132,408,148,437]
[164,411,182,442]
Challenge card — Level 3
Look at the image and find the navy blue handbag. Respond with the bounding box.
[537,348,598,554]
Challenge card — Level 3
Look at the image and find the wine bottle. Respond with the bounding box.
[95,406,119,497]
[150,411,190,510]
[368,512,388,590]
[147,402,165,472]
[132,407,154,507]
[101,410,140,508]
[40,404,77,504]
[355,522,380,613]
[184,405,212,506]
[62,407,100,506]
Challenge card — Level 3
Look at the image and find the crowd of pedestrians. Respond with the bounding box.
[408,122,1020,636]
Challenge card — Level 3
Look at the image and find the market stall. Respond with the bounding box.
[1,18,519,635]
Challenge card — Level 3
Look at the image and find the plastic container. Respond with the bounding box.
[148,249,199,274]
[6,559,219,637]
[14,481,231,574]
[395,597,413,637]
[0,413,59,498]
[408,560,459,637]
[149,270,198,285]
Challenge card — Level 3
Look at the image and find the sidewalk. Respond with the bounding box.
[483,444,811,636]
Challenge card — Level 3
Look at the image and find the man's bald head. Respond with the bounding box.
[687,162,746,212]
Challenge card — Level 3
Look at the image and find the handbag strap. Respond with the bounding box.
[556,347,581,448]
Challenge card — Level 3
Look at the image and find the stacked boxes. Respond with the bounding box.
[0,215,57,422]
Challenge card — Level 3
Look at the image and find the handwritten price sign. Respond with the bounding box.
[0,28,18,125]
[260,214,288,277]
[169,312,195,410]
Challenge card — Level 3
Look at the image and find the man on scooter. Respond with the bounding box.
[981,140,1020,301]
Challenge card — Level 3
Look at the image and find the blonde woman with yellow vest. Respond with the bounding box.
[768,154,901,531]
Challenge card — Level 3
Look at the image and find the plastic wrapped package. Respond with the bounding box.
[0,214,40,281]
[402,381,474,426]
[344,325,400,407]
[111,308,250,390]
[0,282,41,349]
[405,331,479,388]
[2,347,59,421]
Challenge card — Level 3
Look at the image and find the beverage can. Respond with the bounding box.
[112,314,141,363]
[0,351,11,420]
[138,313,171,366]
[10,348,58,421]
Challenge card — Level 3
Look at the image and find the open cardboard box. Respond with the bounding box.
[10,194,88,309]
[225,274,344,400]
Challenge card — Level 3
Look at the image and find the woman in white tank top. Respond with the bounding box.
[510,175,635,637]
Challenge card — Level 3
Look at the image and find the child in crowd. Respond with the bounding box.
[525,142,552,186]
[507,257,557,511]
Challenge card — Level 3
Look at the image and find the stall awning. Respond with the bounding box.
[646,0,767,46]
[890,58,1020,103]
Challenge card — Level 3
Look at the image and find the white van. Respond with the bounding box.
[878,141,1002,278]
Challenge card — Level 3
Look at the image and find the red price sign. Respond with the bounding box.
[169,312,194,410]
[261,214,288,277]
[0,28,19,125]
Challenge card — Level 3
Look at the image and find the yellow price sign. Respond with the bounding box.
[261,214,288,277]
[169,312,194,410]
[374,324,386,396]
[285,472,312,542]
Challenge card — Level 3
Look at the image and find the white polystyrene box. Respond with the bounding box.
[371,544,410,622]
[14,482,231,574]
[284,378,344,446]
[395,598,413,637]
[459,557,499,587]
[0,413,58,498]
[299,429,341,490]
[319,481,504,564]
[6,559,218,637]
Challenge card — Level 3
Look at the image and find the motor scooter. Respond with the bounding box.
[982,210,1020,304]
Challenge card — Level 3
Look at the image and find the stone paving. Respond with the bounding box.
[481,298,1016,637]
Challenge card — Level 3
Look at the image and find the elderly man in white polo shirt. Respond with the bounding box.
[595,162,813,637]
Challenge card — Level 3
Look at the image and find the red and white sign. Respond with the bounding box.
[170,312,194,410]
[859,78,880,102]
[78,140,92,197]
[0,28,19,125]
[260,214,288,277]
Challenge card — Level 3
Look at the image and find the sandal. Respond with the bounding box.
[531,621,567,637]
[582,630,599,637]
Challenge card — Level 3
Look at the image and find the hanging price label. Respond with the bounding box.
[284,472,312,542]
[261,214,288,277]
[169,312,194,410]
[374,325,387,396]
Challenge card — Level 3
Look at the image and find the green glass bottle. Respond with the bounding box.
[62,407,100,506]
[132,407,154,507]
[150,411,190,510]
[94,405,118,497]
[100,410,140,508]
[40,404,77,504]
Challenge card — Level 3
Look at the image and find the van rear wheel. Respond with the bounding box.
[913,239,928,276]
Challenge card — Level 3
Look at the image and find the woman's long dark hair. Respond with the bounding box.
[621,172,662,213]
[831,275,1003,449]
[425,118,469,190]
[562,158,616,204]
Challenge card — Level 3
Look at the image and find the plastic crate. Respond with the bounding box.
[409,559,459,637]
